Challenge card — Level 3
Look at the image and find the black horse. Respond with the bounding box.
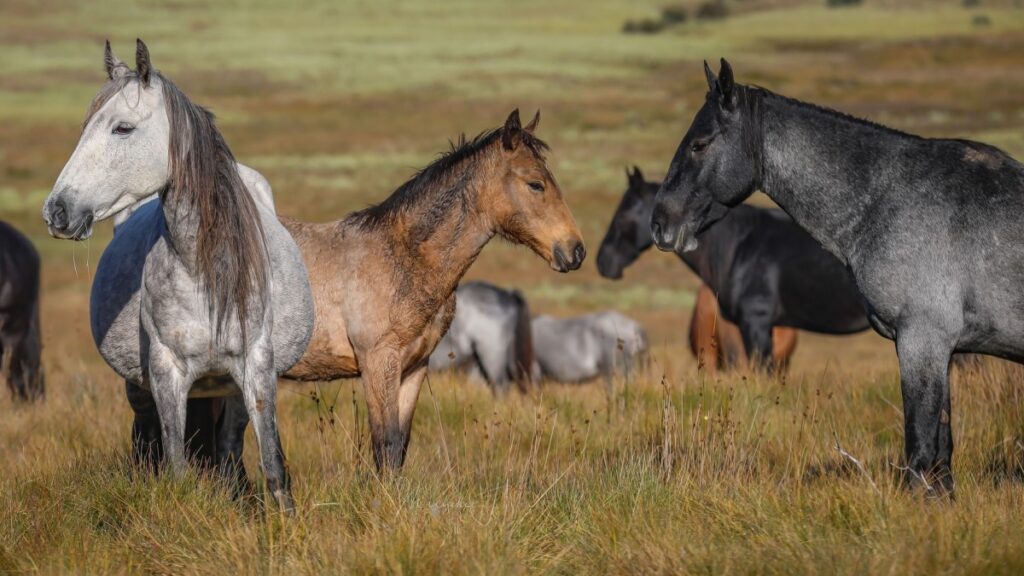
[597,166,868,369]
[651,59,1024,496]
[0,221,43,401]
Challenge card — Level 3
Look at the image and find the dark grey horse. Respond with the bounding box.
[0,221,43,401]
[651,59,1024,496]
[429,281,533,394]
[598,167,868,369]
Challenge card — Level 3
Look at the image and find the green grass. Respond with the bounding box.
[3,0,1024,572]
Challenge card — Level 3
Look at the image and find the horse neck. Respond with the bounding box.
[160,187,203,271]
[759,93,900,263]
[385,158,496,303]
[677,218,735,292]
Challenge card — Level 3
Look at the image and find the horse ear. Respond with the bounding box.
[135,38,151,86]
[703,60,717,93]
[629,166,645,187]
[718,58,736,111]
[524,110,540,134]
[104,40,128,80]
[502,108,523,151]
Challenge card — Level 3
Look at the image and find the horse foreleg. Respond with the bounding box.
[362,347,404,472]
[398,363,428,459]
[216,395,253,500]
[737,302,774,372]
[232,361,293,513]
[896,325,956,497]
[147,340,192,475]
[125,380,163,470]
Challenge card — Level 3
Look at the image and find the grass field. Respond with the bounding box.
[3,0,1024,573]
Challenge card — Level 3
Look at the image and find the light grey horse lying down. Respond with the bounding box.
[531,311,648,385]
[429,281,533,393]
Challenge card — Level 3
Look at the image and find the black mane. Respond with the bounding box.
[348,127,549,230]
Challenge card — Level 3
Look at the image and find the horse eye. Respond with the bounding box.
[112,123,135,136]
[528,181,545,193]
[691,139,710,153]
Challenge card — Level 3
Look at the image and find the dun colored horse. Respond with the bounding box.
[652,59,1024,495]
[276,110,584,470]
[689,284,797,372]
[0,221,43,401]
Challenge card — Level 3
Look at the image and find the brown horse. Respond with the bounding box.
[281,110,585,470]
[689,284,797,373]
[0,221,43,401]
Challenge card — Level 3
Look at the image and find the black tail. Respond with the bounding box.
[510,290,534,393]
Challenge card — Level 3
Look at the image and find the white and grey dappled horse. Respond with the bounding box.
[531,311,649,388]
[41,40,314,511]
[428,281,534,394]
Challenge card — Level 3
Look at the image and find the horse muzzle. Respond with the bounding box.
[552,241,586,273]
[43,195,94,241]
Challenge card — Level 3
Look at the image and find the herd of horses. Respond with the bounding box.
[0,40,1018,508]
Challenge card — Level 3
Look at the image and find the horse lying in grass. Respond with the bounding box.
[599,166,866,371]
[531,311,648,387]
[0,221,43,401]
[42,41,314,511]
[429,281,534,394]
[651,58,1024,496]
[270,110,585,471]
[689,283,797,373]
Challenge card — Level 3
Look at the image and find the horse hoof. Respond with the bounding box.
[273,489,296,515]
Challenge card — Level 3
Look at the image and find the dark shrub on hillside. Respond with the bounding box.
[826,0,862,7]
[623,18,666,34]
[696,0,729,20]
[972,13,992,26]
[661,6,688,24]
[962,0,981,7]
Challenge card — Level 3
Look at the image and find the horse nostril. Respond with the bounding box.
[651,221,663,244]
[49,199,69,231]
[572,243,586,268]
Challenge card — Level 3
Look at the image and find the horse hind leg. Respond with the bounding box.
[215,395,254,501]
[125,380,164,471]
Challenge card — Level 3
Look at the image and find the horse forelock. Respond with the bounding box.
[158,72,269,336]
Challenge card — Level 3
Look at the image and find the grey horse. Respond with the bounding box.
[531,311,648,387]
[428,281,533,394]
[651,59,1024,496]
[41,40,314,511]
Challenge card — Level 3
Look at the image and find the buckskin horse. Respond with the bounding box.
[42,41,314,511]
[273,110,584,471]
[652,59,1024,496]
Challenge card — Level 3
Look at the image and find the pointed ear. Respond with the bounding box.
[104,40,128,80]
[718,58,736,110]
[502,108,523,151]
[629,166,645,188]
[135,38,151,86]
[524,109,540,134]
[703,60,717,93]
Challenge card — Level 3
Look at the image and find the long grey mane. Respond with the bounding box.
[85,70,268,337]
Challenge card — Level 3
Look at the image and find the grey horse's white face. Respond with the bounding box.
[44,67,169,240]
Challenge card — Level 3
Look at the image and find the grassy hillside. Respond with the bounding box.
[2,0,1024,572]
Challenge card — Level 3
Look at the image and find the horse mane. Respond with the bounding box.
[347,127,550,230]
[741,84,922,140]
[85,71,268,336]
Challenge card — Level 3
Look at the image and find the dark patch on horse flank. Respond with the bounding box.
[83,70,268,339]
[347,128,549,231]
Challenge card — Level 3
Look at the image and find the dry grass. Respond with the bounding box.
[3,0,1024,572]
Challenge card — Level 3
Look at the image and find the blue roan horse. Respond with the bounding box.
[652,59,1024,497]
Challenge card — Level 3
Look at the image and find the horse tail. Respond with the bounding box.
[510,289,534,393]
